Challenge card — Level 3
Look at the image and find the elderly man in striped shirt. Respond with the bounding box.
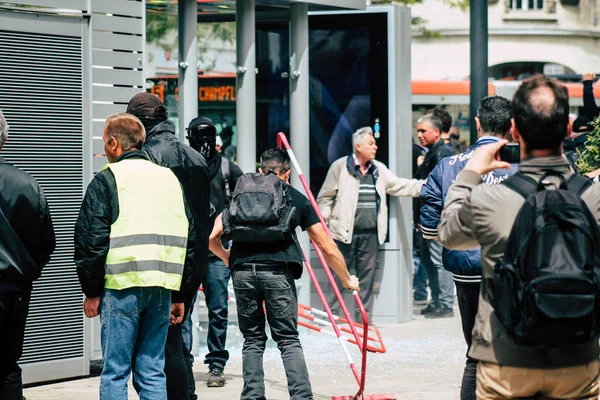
[318,127,424,320]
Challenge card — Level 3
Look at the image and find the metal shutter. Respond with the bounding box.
[0,23,85,369]
[91,0,146,174]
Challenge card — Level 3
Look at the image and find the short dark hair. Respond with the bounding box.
[260,148,290,175]
[417,114,443,132]
[512,75,570,151]
[427,107,452,133]
[477,96,513,137]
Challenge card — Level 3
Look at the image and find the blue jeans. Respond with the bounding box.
[232,264,312,400]
[202,258,231,370]
[100,287,171,400]
[413,249,428,301]
[420,239,454,309]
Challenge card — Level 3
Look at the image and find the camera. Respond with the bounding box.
[498,143,520,164]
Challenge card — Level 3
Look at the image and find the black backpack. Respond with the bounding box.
[222,172,296,242]
[493,172,600,347]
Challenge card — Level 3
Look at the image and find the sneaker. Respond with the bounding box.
[425,305,454,319]
[207,367,225,387]
[413,299,428,306]
[420,303,438,315]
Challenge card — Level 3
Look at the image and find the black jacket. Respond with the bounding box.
[208,155,244,261]
[74,150,195,302]
[0,156,55,293]
[210,154,244,218]
[142,121,218,294]
[417,139,454,180]
[448,137,467,155]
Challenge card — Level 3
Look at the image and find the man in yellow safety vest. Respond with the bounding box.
[74,113,194,400]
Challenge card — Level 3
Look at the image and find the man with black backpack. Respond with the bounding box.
[420,96,516,400]
[184,117,243,390]
[209,148,359,400]
[439,75,600,399]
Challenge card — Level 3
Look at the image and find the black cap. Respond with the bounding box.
[126,93,168,121]
[573,116,593,133]
[186,116,217,139]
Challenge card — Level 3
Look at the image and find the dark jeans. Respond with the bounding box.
[413,249,428,301]
[326,231,378,321]
[165,281,200,400]
[203,258,231,370]
[455,281,480,400]
[0,291,30,400]
[165,323,188,400]
[420,239,454,309]
[232,263,313,400]
[181,290,197,400]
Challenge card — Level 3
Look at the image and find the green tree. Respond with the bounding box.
[146,12,236,69]
[576,117,600,174]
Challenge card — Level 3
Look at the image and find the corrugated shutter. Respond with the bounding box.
[0,29,84,364]
[92,0,145,173]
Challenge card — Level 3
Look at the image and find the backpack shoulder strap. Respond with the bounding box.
[221,157,231,198]
[501,173,538,200]
[566,174,592,196]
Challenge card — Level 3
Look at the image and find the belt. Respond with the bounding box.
[235,262,289,271]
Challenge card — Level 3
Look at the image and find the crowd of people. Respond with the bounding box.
[0,72,599,400]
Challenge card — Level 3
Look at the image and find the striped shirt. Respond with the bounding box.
[354,173,377,231]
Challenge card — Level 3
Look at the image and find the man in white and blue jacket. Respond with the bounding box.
[420,96,516,400]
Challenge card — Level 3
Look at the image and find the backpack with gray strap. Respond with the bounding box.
[223,172,295,242]
[493,172,600,347]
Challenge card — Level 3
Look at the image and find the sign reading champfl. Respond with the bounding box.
[199,85,236,102]
[147,77,236,104]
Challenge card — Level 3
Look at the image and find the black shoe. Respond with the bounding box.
[425,305,454,319]
[207,367,225,387]
[420,304,438,315]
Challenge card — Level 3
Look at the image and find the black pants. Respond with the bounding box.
[232,263,313,400]
[0,291,31,400]
[455,281,480,400]
[327,231,378,321]
[164,283,200,400]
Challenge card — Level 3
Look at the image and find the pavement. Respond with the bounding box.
[24,305,466,400]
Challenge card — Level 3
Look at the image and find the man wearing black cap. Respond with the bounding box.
[126,93,218,400]
[183,116,243,390]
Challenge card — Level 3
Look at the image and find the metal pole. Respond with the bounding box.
[290,3,311,306]
[236,0,256,172]
[178,0,198,142]
[469,0,488,145]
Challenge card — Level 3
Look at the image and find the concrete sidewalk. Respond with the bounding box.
[24,309,466,400]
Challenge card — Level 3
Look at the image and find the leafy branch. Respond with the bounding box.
[575,117,600,174]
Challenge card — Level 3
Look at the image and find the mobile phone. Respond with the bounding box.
[498,143,520,164]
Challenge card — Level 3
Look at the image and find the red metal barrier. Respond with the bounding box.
[277,132,395,400]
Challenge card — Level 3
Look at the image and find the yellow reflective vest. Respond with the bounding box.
[103,159,188,291]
